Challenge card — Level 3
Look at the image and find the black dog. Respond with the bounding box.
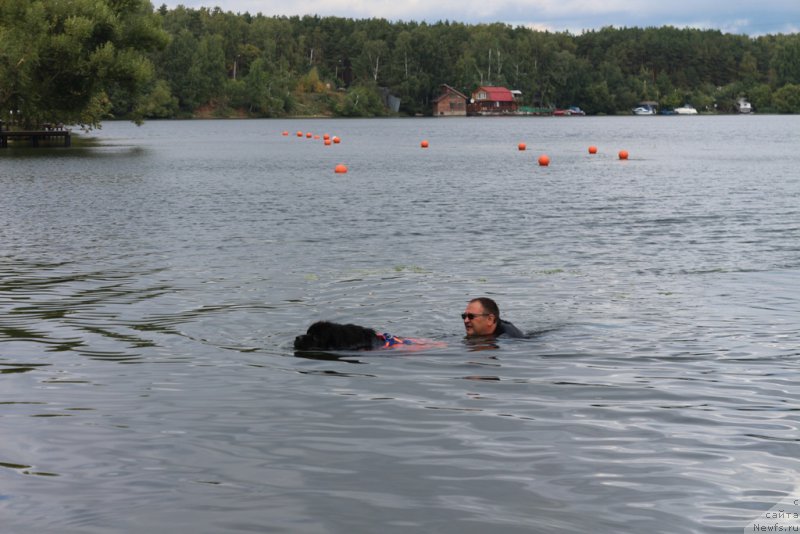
[293,321,383,351]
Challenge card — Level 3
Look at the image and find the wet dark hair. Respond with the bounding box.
[469,297,500,319]
[293,321,379,351]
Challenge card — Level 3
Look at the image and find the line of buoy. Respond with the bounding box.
[533,147,630,167]
[284,129,345,170]
[286,130,342,144]
[285,129,631,172]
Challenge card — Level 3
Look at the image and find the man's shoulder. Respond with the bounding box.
[497,319,525,338]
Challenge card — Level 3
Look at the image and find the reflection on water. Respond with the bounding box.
[0,260,177,362]
[1,117,800,533]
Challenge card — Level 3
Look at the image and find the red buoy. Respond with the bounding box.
[538,154,550,166]
[421,140,429,148]
[282,131,289,136]
[296,131,303,137]
[618,150,629,160]
[588,145,598,154]
[332,136,341,144]
[518,142,527,151]
[334,164,348,174]
[324,139,332,146]
[323,133,330,140]
[306,132,312,138]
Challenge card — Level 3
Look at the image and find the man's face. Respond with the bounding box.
[463,301,496,337]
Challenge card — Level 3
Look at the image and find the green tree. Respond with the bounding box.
[336,84,385,117]
[243,58,293,116]
[159,29,198,110]
[738,50,760,85]
[773,84,800,113]
[583,81,614,114]
[190,34,228,108]
[771,36,800,86]
[0,0,167,129]
[138,79,179,118]
[748,83,773,112]
[297,66,326,93]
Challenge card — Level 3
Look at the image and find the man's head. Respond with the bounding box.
[462,297,500,337]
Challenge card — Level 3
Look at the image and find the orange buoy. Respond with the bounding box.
[306,132,312,138]
[618,150,629,160]
[324,139,332,146]
[538,154,550,166]
[323,133,330,140]
[334,164,348,174]
[421,140,429,148]
[332,136,341,144]
[518,142,527,151]
[588,145,598,154]
[314,135,320,140]
[282,131,289,136]
[296,131,303,137]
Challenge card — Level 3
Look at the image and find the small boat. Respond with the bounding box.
[553,106,586,116]
[632,105,656,115]
[674,104,698,115]
[736,98,752,114]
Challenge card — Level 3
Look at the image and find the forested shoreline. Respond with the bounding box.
[133,5,800,118]
[3,1,800,128]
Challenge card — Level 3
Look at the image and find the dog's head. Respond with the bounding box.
[294,321,379,351]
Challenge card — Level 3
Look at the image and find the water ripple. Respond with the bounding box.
[2,117,800,533]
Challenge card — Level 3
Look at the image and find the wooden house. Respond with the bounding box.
[468,86,517,115]
[433,84,468,116]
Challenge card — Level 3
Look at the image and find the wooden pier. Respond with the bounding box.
[0,125,71,148]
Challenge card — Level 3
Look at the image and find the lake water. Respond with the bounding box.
[1,115,799,533]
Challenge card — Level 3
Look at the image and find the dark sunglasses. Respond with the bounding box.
[461,312,490,320]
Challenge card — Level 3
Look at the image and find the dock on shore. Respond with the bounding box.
[0,124,72,148]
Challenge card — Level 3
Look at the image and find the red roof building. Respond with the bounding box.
[468,86,518,115]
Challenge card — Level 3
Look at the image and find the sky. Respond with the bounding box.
[159,0,800,36]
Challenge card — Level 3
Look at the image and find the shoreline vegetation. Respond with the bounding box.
[126,5,800,120]
[2,1,800,132]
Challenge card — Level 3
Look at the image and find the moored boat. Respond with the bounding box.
[674,104,698,115]
[553,106,586,116]
[632,105,656,115]
[736,98,752,113]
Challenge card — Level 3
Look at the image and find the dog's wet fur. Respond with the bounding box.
[294,321,381,351]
